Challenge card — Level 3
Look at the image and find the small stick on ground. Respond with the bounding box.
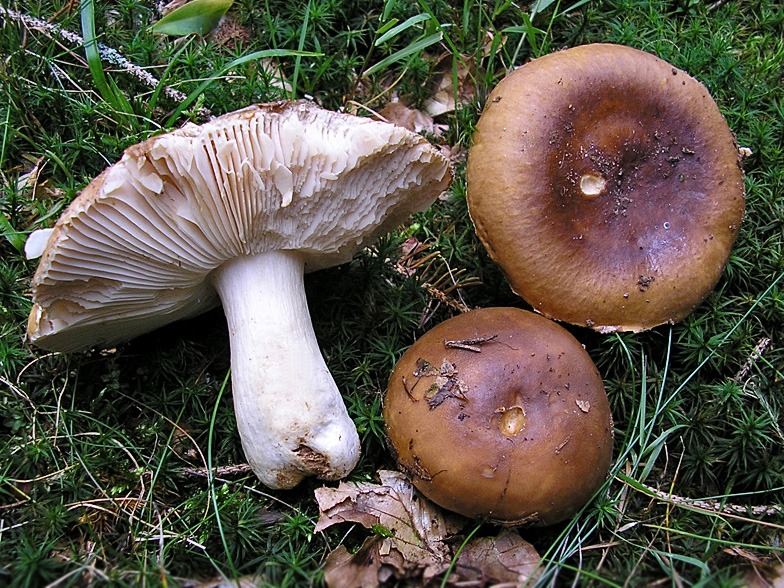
[424,284,472,314]
[179,464,253,478]
[734,337,772,384]
[733,337,784,442]
[390,240,480,315]
[625,478,784,519]
[0,6,211,119]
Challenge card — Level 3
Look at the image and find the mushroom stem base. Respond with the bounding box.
[211,250,360,489]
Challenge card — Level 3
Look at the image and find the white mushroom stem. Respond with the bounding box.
[210,250,360,489]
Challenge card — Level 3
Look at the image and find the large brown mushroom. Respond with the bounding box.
[466,43,745,333]
[383,307,614,526]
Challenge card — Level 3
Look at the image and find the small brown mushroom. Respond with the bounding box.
[383,307,614,526]
[466,43,745,332]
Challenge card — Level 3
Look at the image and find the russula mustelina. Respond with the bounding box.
[26,101,452,489]
[466,44,745,333]
[384,307,614,526]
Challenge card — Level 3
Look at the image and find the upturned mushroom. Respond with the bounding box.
[26,101,452,489]
[384,307,614,526]
[466,43,745,332]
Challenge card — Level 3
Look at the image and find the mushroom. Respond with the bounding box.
[26,101,452,489]
[466,43,745,332]
[383,307,613,526]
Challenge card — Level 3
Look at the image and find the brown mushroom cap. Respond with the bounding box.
[383,307,614,526]
[466,44,745,333]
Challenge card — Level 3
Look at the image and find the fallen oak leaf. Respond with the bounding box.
[377,102,446,137]
[323,540,387,588]
[423,53,477,118]
[741,561,784,588]
[313,484,380,531]
[315,470,467,587]
[185,574,265,587]
[449,528,541,586]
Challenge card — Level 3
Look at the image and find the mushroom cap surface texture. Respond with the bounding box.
[466,43,745,333]
[383,307,614,526]
[27,101,451,351]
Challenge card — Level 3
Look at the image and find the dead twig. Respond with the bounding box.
[390,238,482,315]
[733,338,784,442]
[444,334,498,352]
[707,0,734,12]
[734,337,772,384]
[0,6,211,119]
[622,477,784,521]
[179,464,252,478]
[178,465,307,517]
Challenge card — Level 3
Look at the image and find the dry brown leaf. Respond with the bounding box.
[481,29,507,58]
[423,53,476,118]
[726,546,764,564]
[437,143,467,166]
[15,155,55,201]
[377,102,432,133]
[323,539,391,588]
[315,470,467,587]
[376,102,447,137]
[180,574,265,588]
[209,14,252,47]
[740,562,784,588]
[316,471,542,588]
[449,528,541,586]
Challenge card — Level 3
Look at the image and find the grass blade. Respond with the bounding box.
[290,0,312,100]
[207,370,237,581]
[165,49,322,127]
[148,37,196,113]
[363,31,442,77]
[503,14,547,57]
[375,13,431,46]
[0,214,25,252]
[79,0,126,115]
[152,0,234,37]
